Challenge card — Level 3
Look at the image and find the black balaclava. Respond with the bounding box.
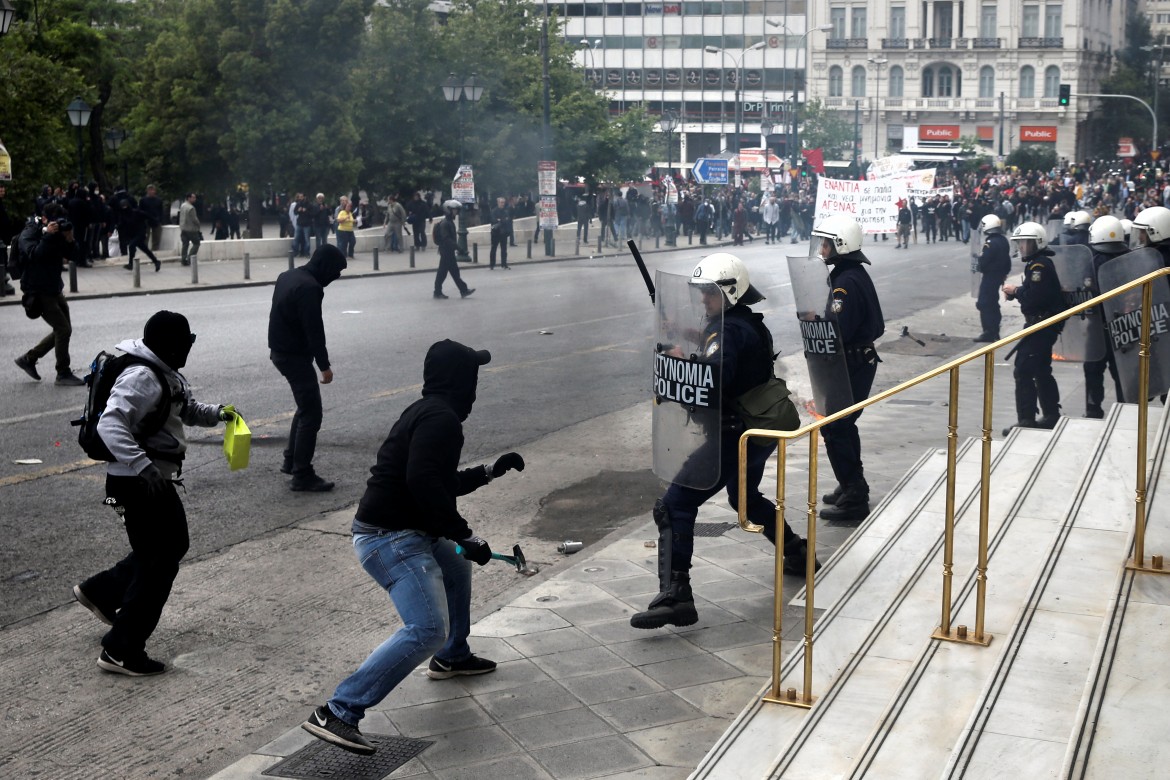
[144,310,194,370]
[304,244,348,287]
[421,340,491,421]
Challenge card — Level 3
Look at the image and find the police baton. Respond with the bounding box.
[628,239,655,304]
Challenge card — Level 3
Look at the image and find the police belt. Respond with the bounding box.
[1024,312,1058,327]
[843,342,876,359]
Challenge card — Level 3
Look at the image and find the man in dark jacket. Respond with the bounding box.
[1003,221,1066,433]
[14,204,86,385]
[119,199,161,272]
[139,185,165,251]
[433,200,473,299]
[489,196,512,270]
[302,340,523,755]
[268,244,348,491]
[974,214,1012,341]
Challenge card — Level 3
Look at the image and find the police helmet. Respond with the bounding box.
[1120,218,1134,243]
[811,214,864,256]
[443,199,462,214]
[689,252,763,306]
[1009,221,1048,252]
[1069,210,1092,230]
[978,214,1002,234]
[1133,205,1170,245]
[1089,215,1126,249]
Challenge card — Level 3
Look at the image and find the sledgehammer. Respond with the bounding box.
[456,543,540,577]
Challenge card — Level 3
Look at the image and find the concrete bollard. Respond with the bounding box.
[133,258,141,289]
[191,254,199,284]
[69,261,78,293]
[244,252,251,280]
[409,246,415,268]
[373,247,379,271]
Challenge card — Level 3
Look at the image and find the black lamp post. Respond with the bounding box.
[104,127,129,190]
[705,42,764,156]
[66,97,92,183]
[441,73,483,262]
[660,110,679,245]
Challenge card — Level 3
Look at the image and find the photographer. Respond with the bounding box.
[13,203,86,386]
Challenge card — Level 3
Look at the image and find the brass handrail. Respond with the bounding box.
[737,266,1170,708]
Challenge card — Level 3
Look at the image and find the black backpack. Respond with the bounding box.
[72,351,172,462]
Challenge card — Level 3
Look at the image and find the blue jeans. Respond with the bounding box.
[294,226,312,256]
[328,530,472,725]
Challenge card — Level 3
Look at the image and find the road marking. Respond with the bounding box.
[0,407,79,426]
[506,310,645,337]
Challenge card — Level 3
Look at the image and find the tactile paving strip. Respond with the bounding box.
[262,734,432,780]
[693,522,738,537]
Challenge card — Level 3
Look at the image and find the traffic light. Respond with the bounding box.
[1058,84,1071,106]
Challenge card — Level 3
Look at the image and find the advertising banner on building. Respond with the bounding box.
[1020,126,1058,142]
[538,161,557,196]
[814,176,899,234]
[452,165,475,203]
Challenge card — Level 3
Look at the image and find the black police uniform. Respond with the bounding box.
[1009,247,1065,428]
[820,249,885,521]
[1061,227,1089,246]
[976,231,1012,340]
[1083,244,1129,416]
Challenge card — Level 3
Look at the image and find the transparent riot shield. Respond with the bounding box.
[652,270,723,490]
[1046,218,1064,246]
[970,227,983,298]
[1050,245,1105,362]
[1098,248,1170,401]
[787,253,854,417]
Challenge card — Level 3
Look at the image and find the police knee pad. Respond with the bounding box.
[652,498,671,531]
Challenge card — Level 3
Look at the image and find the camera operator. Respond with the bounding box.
[13,203,86,386]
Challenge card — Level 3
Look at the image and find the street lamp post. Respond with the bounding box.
[440,73,483,262]
[580,39,601,87]
[660,110,679,245]
[786,24,833,161]
[0,0,16,36]
[867,56,888,159]
[65,97,92,183]
[104,127,129,190]
[705,41,765,156]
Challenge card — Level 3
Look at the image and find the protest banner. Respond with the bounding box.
[814,176,899,234]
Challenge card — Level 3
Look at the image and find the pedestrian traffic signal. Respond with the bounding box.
[1058,84,1070,106]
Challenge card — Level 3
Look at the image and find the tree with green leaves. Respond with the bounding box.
[800,100,858,162]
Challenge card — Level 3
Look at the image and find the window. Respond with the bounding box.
[1043,65,1060,97]
[1020,65,1035,98]
[1022,5,1039,37]
[830,7,846,38]
[923,68,934,97]
[851,65,867,97]
[922,65,960,97]
[979,5,996,38]
[937,66,953,96]
[890,7,905,39]
[933,1,953,38]
[829,65,843,97]
[979,66,994,98]
[851,7,867,38]
[1044,4,1062,38]
[889,65,904,97]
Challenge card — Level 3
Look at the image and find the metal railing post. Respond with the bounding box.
[1127,280,1168,574]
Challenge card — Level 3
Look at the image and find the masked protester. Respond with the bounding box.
[74,311,236,676]
[302,340,522,755]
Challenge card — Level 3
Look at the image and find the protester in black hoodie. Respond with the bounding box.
[268,244,347,491]
[301,340,525,756]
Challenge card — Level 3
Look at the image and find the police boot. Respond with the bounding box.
[631,502,697,630]
[782,536,822,577]
[1085,405,1105,420]
[973,332,999,343]
[818,482,870,522]
[821,484,845,506]
[1002,419,1038,437]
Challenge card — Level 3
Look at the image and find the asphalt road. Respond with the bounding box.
[0,235,973,627]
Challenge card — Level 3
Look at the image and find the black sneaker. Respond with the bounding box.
[301,705,376,755]
[426,654,496,679]
[74,584,115,626]
[280,460,294,475]
[433,291,449,300]
[97,649,165,676]
[15,356,40,381]
[290,474,334,492]
[460,287,475,298]
[55,372,85,386]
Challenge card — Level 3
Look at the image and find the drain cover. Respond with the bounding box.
[694,522,737,537]
[263,734,431,779]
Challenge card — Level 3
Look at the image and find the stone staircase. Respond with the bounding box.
[691,401,1170,779]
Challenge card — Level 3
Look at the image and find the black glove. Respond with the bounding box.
[218,406,236,421]
[139,464,168,496]
[459,536,492,566]
[491,452,525,478]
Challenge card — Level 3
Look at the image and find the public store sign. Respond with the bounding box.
[452,165,475,203]
[918,125,961,141]
[1020,126,1058,142]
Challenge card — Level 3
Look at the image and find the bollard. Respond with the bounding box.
[373,247,379,271]
[133,258,141,289]
[688,231,693,245]
[527,239,533,259]
[244,252,251,280]
[191,254,199,284]
[548,233,555,257]
[69,260,78,293]
[655,234,660,249]
[597,233,603,254]
[288,249,295,270]
[409,246,415,268]
[472,243,478,264]
[575,234,581,256]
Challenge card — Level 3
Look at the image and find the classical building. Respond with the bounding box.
[809,1,1134,163]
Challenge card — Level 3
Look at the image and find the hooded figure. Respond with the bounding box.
[268,244,347,491]
[301,340,525,756]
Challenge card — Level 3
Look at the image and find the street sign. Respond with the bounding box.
[692,157,728,184]
[452,164,475,203]
[539,195,558,229]
[538,160,557,196]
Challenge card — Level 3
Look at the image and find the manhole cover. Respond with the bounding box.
[694,522,737,537]
[263,734,431,779]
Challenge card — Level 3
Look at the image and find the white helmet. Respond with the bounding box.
[443,199,462,214]
[1070,210,1092,229]
[1120,218,1134,242]
[978,214,1002,233]
[1133,205,1170,244]
[689,252,762,306]
[1009,221,1048,252]
[811,214,864,256]
[1089,215,1126,248]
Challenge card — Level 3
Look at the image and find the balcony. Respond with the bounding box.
[1020,37,1064,48]
[972,37,1002,49]
[827,37,869,49]
[882,38,909,49]
[912,38,927,49]
[929,37,952,48]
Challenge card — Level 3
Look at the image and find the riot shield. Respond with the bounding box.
[652,270,723,490]
[970,227,983,298]
[1050,245,1105,362]
[787,253,854,417]
[1046,218,1063,246]
[1098,248,1170,401]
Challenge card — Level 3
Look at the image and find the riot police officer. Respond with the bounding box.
[811,215,886,523]
[1060,210,1091,246]
[1002,221,1066,434]
[1132,205,1170,272]
[631,253,813,631]
[974,214,1012,342]
[1084,215,1129,417]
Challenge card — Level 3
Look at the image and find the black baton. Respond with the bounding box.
[628,239,655,304]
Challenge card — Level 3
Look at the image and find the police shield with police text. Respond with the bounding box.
[1097,247,1170,402]
[1049,244,1104,362]
[970,223,984,299]
[652,269,723,490]
[788,249,853,418]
